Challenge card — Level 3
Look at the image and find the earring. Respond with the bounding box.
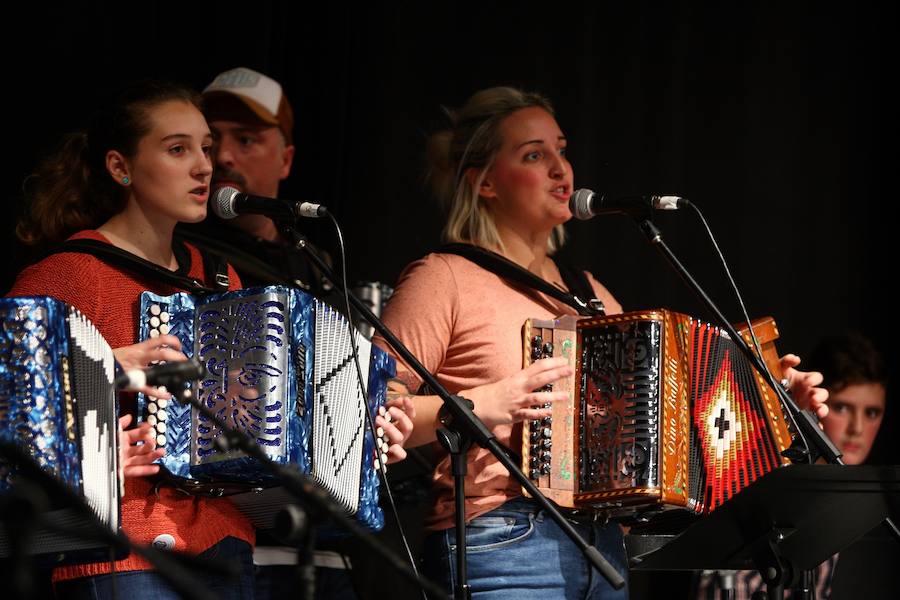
[122,176,130,185]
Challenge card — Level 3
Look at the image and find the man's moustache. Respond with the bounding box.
[212,169,247,188]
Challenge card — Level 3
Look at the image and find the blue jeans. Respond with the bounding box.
[54,536,255,599]
[422,497,629,599]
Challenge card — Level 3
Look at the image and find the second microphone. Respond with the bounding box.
[212,186,328,221]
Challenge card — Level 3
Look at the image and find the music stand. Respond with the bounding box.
[626,464,900,597]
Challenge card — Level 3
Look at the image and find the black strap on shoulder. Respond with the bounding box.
[50,239,222,294]
[192,240,231,292]
[176,225,284,289]
[555,262,599,312]
[437,243,603,316]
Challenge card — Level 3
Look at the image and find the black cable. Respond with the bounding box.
[323,212,425,598]
[683,202,811,460]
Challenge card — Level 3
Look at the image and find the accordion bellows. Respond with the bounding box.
[0,296,120,561]
[523,309,792,515]
[137,286,395,531]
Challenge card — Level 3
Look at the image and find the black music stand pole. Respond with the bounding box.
[285,228,627,592]
[271,504,316,600]
[435,426,473,600]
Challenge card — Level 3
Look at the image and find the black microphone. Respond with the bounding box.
[115,358,205,392]
[212,186,327,220]
[568,188,689,220]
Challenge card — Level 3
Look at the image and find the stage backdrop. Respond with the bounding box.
[3,3,896,597]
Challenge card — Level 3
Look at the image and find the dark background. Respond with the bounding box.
[3,2,897,597]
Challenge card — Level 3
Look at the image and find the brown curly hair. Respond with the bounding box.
[17,80,202,249]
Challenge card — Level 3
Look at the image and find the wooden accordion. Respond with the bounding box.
[0,296,121,562]
[136,285,395,531]
[522,309,793,515]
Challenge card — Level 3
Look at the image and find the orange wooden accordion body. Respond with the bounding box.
[522,310,792,515]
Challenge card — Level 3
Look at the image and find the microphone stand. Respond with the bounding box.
[633,218,841,466]
[632,216,900,598]
[150,363,449,600]
[0,441,225,600]
[282,224,627,595]
[0,476,45,600]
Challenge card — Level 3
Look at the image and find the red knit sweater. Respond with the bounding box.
[8,230,255,580]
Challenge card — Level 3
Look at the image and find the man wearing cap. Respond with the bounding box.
[178,66,325,293]
[180,66,360,600]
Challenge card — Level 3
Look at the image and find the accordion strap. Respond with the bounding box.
[49,238,226,294]
[437,243,604,316]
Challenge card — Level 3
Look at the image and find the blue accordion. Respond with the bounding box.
[0,296,120,562]
[137,286,395,531]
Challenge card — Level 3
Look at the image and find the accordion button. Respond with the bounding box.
[149,316,160,328]
[159,324,170,335]
[149,329,160,338]
[156,434,167,446]
[147,402,158,414]
[160,312,170,323]
[157,410,168,422]
[152,533,175,550]
[147,415,157,426]
[376,426,384,438]
[150,304,161,316]
[378,406,386,417]
[156,422,167,434]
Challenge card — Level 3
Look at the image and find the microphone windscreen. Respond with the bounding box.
[569,188,596,220]
[212,186,241,219]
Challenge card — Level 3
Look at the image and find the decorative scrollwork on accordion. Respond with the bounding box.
[137,286,395,531]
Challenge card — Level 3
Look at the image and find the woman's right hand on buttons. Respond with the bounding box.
[462,356,572,430]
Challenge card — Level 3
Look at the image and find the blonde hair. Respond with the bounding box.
[426,86,567,254]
